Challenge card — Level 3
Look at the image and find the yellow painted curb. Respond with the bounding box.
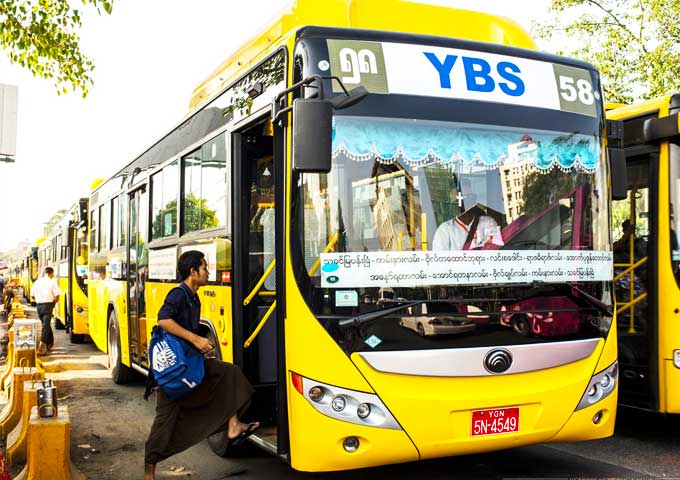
[15,406,84,480]
[6,380,40,465]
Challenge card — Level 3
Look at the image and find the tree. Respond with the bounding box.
[521,169,589,216]
[0,0,113,97]
[43,208,66,236]
[535,0,680,103]
[152,195,218,239]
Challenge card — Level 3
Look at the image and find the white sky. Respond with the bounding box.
[0,0,551,252]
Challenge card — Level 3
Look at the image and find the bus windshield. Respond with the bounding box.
[294,112,612,353]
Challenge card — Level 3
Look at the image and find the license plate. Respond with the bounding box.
[471,407,519,436]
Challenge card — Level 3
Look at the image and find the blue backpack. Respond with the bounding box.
[147,325,205,400]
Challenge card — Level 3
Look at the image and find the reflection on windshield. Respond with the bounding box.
[303,116,606,262]
[295,114,611,353]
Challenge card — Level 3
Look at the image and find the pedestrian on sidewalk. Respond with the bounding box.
[144,250,259,480]
[0,274,5,314]
[30,267,61,355]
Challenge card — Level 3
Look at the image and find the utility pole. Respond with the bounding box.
[0,84,18,164]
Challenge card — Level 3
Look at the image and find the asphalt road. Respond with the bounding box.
[5,302,678,479]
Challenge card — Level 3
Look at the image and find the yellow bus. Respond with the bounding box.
[20,238,43,305]
[607,94,680,413]
[90,0,624,471]
[39,200,91,343]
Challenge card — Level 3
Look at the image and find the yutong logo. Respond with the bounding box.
[484,349,513,374]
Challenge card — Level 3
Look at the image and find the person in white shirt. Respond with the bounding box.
[433,215,505,250]
[30,267,62,355]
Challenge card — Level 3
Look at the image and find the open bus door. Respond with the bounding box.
[209,117,287,458]
[611,119,657,411]
[127,186,150,369]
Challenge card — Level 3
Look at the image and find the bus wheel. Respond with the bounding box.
[511,316,531,336]
[108,311,133,384]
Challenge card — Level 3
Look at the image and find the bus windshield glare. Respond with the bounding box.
[295,113,612,353]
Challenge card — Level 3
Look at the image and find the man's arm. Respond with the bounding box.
[157,318,214,353]
[52,280,61,305]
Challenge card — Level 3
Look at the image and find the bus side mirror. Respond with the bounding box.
[78,198,89,225]
[292,99,333,173]
[609,148,628,201]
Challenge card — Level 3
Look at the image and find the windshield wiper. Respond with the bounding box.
[324,296,523,329]
[567,283,614,317]
[336,300,425,329]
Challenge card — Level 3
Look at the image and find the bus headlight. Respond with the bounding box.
[309,386,325,403]
[357,403,371,419]
[576,361,618,411]
[291,372,401,430]
[331,395,347,412]
[674,350,680,369]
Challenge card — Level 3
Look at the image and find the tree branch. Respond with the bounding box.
[584,0,649,53]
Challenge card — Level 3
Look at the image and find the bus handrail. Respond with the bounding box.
[243,231,340,347]
[244,300,276,348]
[243,259,276,306]
[616,292,648,315]
[613,256,647,281]
[307,232,340,276]
[614,253,648,333]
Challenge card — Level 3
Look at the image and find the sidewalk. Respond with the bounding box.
[0,298,250,479]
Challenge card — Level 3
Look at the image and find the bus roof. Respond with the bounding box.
[606,93,680,119]
[189,0,536,110]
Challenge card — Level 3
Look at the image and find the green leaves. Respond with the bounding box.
[0,0,114,97]
[536,0,680,103]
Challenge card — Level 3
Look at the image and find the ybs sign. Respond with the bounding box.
[423,52,525,96]
[326,40,597,117]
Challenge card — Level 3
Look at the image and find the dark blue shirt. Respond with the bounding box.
[157,283,202,335]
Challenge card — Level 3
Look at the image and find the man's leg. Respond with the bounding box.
[144,463,155,480]
[36,304,52,354]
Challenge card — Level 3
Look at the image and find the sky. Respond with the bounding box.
[0,0,551,252]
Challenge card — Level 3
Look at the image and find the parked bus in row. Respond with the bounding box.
[19,238,42,305]
[606,94,680,414]
[38,199,91,343]
[87,0,624,471]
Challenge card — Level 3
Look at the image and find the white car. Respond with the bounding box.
[399,303,478,337]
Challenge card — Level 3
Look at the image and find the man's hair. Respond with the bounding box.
[44,267,54,275]
[177,250,205,280]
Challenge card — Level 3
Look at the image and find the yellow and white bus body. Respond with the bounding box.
[89,0,621,471]
[607,94,680,413]
[20,242,44,305]
[44,201,91,343]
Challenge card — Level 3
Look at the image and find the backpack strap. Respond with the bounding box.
[462,215,481,250]
[144,326,160,400]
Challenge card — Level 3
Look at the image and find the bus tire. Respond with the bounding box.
[108,310,133,384]
[511,316,531,336]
